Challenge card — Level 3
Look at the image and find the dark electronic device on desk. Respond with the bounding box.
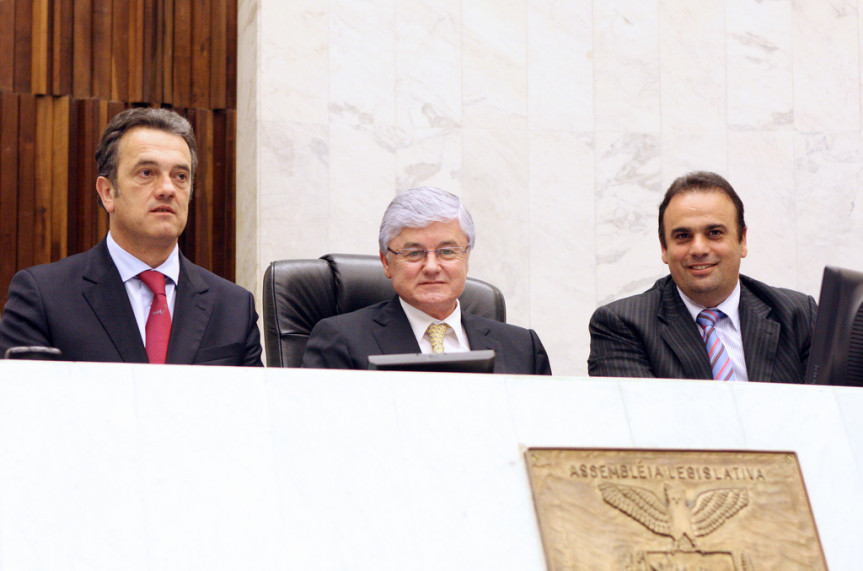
[4,346,63,360]
[368,349,495,373]
[805,265,863,386]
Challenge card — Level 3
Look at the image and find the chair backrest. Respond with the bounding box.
[262,253,507,367]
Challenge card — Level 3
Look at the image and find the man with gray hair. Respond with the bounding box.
[0,107,262,365]
[302,186,551,374]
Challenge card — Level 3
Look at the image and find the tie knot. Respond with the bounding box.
[696,308,724,328]
[138,270,167,296]
[427,323,450,354]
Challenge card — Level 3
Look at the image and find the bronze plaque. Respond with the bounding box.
[525,449,826,570]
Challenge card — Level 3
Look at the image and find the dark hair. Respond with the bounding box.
[658,171,746,247]
[95,107,198,187]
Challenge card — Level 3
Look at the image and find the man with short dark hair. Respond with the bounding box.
[0,107,263,365]
[588,171,815,383]
[302,186,551,374]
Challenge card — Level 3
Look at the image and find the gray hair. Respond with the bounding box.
[378,187,476,253]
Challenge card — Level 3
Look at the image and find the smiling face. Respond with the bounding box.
[96,126,192,267]
[660,190,747,308]
[380,219,470,320]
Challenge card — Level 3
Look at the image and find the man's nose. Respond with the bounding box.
[690,234,709,254]
[422,251,441,270]
[154,174,176,197]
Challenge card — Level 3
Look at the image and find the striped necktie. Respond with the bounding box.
[426,323,450,354]
[696,309,735,381]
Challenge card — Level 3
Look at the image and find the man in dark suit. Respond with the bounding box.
[588,171,816,383]
[302,187,551,374]
[0,108,262,366]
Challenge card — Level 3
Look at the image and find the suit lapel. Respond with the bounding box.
[739,285,779,382]
[166,256,214,364]
[81,240,149,363]
[657,278,713,379]
[461,313,505,372]
[369,297,422,355]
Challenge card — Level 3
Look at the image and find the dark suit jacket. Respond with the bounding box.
[0,239,263,366]
[302,296,551,375]
[588,275,817,383]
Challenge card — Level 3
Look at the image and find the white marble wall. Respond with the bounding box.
[238,0,863,376]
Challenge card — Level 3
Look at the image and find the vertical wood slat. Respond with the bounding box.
[141,0,159,103]
[0,93,20,307]
[34,96,53,264]
[172,0,192,108]
[52,0,74,95]
[225,0,237,110]
[0,0,14,93]
[209,0,227,109]
[110,0,129,101]
[14,0,33,93]
[31,0,52,95]
[191,0,211,108]
[127,0,144,103]
[92,0,112,99]
[161,0,174,104]
[72,0,93,97]
[224,109,236,278]
[16,95,36,270]
[52,96,70,260]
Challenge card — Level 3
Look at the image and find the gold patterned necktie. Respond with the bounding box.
[426,323,450,354]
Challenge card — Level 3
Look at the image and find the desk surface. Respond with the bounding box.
[0,361,861,570]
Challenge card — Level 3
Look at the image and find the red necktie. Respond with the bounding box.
[138,270,172,364]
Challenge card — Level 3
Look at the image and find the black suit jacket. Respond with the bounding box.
[588,275,816,383]
[0,239,263,366]
[302,296,551,375]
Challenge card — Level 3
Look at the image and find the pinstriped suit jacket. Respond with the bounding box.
[588,275,817,383]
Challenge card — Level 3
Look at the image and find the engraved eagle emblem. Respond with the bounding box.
[598,482,749,550]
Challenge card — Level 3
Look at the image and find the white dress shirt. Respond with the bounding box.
[106,232,180,345]
[399,298,471,354]
[678,281,749,382]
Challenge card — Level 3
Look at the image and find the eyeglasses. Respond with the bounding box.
[386,246,469,263]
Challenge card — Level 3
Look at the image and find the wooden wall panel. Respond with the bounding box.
[72,0,92,97]
[0,0,15,93]
[31,0,52,94]
[92,0,112,99]
[0,93,20,301]
[52,0,73,95]
[1,0,238,310]
[14,0,33,93]
[16,96,36,270]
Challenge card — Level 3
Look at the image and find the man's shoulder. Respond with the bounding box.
[463,311,530,333]
[14,247,99,282]
[310,299,393,331]
[739,274,816,311]
[180,257,254,298]
[593,276,672,317]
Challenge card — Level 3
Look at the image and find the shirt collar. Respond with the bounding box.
[106,231,180,285]
[677,280,742,332]
[399,298,468,346]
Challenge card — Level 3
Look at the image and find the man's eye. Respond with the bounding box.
[438,249,456,256]
[404,250,424,259]
[140,169,152,177]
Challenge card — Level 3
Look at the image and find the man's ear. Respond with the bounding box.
[96,176,116,214]
[380,251,392,279]
[660,235,669,265]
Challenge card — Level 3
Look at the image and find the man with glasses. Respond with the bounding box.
[301,186,552,374]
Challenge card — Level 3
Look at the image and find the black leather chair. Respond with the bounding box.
[262,253,507,367]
